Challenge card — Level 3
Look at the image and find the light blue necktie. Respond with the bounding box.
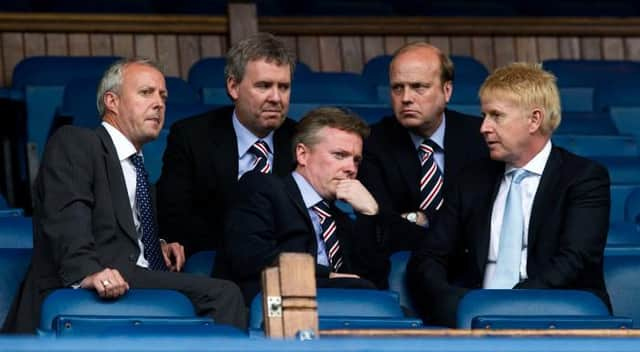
[487,169,529,289]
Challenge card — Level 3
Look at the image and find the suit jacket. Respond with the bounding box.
[218,172,383,302]
[407,146,612,327]
[3,126,149,333]
[156,106,296,255]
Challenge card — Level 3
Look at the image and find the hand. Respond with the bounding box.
[80,268,129,299]
[161,241,185,272]
[335,179,379,215]
[329,272,361,279]
[400,210,429,227]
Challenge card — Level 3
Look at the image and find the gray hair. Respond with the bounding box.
[96,57,164,117]
[224,32,295,83]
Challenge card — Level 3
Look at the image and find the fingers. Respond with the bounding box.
[81,268,129,299]
[162,243,185,272]
[335,179,379,215]
[329,272,361,279]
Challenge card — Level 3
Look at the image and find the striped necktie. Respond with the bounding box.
[418,139,444,217]
[311,200,344,271]
[130,154,167,271]
[248,140,272,174]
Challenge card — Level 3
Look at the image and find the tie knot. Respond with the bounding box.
[509,169,530,185]
[249,140,271,158]
[418,139,438,155]
[312,200,332,221]
[130,154,145,170]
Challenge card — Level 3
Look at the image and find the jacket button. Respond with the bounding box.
[464,248,470,254]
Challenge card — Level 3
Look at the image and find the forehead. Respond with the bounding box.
[122,63,165,88]
[242,58,291,82]
[480,89,521,108]
[390,48,441,82]
[314,127,362,149]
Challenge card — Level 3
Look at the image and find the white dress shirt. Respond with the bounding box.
[483,140,552,288]
[102,122,151,269]
[232,111,275,179]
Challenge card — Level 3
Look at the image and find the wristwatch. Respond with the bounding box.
[405,212,418,223]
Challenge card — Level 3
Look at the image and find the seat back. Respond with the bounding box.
[0,248,32,327]
[291,73,378,104]
[142,129,169,184]
[456,289,610,329]
[40,289,197,331]
[0,216,33,249]
[604,255,640,327]
[183,250,216,276]
[543,59,640,88]
[388,251,414,312]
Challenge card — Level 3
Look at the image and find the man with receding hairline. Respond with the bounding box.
[408,62,611,328]
[358,41,488,259]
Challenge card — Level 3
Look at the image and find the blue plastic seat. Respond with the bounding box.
[606,223,640,256]
[552,135,638,158]
[596,157,640,185]
[0,248,32,327]
[471,315,631,329]
[604,255,640,328]
[610,107,640,141]
[594,76,640,112]
[555,112,618,136]
[609,185,640,224]
[40,289,198,332]
[457,289,612,329]
[388,251,414,312]
[560,87,595,112]
[183,250,216,276]
[543,59,640,88]
[249,288,421,333]
[0,216,32,249]
[142,129,169,184]
[291,73,378,104]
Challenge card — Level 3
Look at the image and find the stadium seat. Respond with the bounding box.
[346,105,392,124]
[560,87,594,112]
[604,255,640,328]
[39,289,199,332]
[543,59,640,88]
[625,187,640,223]
[142,129,169,184]
[456,289,613,329]
[606,223,640,256]
[594,76,640,112]
[291,73,378,104]
[610,107,640,141]
[555,112,618,136]
[597,157,640,185]
[249,288,421,333]
[0,216,32,249]
[552,135,638,158]
[388,251,414,312]
[610,185,640,224]
[0,248,32,327]
[183,250,216,276]
[471,315,631,329]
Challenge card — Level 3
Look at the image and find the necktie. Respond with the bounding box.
[487,169,529,289]
[418,139,444,217]
[130,154,167,271]
[311,201,344,272]
[248,140,272,174]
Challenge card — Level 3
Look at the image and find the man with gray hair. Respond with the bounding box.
[157,32,297,257]
[3,57,246,333]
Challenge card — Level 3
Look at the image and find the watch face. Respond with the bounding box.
[407,212,417,223]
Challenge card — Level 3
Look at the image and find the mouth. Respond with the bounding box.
[145,116,162,125]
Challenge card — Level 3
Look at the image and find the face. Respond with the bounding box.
[389,47,452,137]
[103,63,166,150]
[480,93,541,167]
[227,59,291,138]
[296,127,363,200]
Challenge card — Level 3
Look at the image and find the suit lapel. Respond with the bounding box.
[96,126,138,243]
[388,119,422,205]
[209,111,239,184]
[272,119,293,175]
[527,147,562,249]
[283,175,315,232]
[442,110,464,178]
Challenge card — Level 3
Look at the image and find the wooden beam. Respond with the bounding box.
[227,2,258,45]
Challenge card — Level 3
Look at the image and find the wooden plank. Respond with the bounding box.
[625,38,640,60]
[429,36,450,55]
[581,37,602,60]
[450,37,472,56]
[156,34,179,77]
[177,35,200,79]
[493,37,516,68]
[3,32,24,86]
[279,35,297,60]
[68,33,90,56]
[23,32,45,57]
[318,36,342,72]
[602,37,624,60]
[228,2,258,45]
[322,329,640,337]
[515,36,538,62]
[384,36,405,55]
[537,37,559,62]
[200,35,225,58]
[471,36,494,72]
[262,267,283,338]
[363,36,385,62]
[277,253,316,297]
[406,35,427,43]
[559,37,580,59]
[297,36,320,71]
[45,33,68,55]
[283,309,319,338]
[341,36,363,73]
[112,34,134,58]
[90,34,113,56]
[134,34,157,60]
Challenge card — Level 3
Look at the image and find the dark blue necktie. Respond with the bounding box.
[130,154,167,271]
[311,200,344,272]
[248,140,272,173]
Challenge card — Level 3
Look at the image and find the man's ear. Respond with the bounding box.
[529,108,544,134]
[295,143,308,167]
[103,91,119,115]
[442,80,453,103]
[226,76,240,101]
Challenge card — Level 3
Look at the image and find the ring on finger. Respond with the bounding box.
[102,280,111,287]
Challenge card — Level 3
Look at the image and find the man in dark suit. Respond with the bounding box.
[156,32,296,256]
[2,58,246,333]
[408,62,611,328]
[358,42,488,254]
[222,107,386,303]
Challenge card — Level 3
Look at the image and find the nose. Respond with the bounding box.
[267,86,282,103]
[401,86,412,104]
[343,158,357,177]
[480,116,492,135]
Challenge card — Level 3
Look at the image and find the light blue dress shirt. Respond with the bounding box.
[232,111,275,179]
[408,112,446,174]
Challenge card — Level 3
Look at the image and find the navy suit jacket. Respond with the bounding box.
[218,172,384,303]
[358,109,488,254]
[408,146,612,327]
[156,106,296,255]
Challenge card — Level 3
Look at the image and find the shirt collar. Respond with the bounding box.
[409,112,446,151]
[232,110,275,158]
[102,121,140,161]
[292,171,323,208]
[505,139,552,176]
